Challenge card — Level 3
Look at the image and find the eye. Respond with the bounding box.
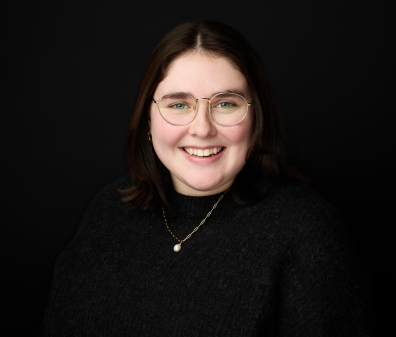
[169,102,190,110]
[213,101,238,110]
[217,101,235,109]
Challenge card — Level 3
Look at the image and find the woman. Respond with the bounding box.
[39,21,374,336]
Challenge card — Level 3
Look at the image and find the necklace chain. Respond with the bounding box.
[162,189,229,252]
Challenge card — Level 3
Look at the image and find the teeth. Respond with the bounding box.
[184,147,223,157]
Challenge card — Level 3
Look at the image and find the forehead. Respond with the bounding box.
[155,51,249,96]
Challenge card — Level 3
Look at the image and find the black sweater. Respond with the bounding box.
[39,174,374,336]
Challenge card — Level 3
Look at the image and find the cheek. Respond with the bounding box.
[153,127,180,148]
[150,110,184,151]
[227,120,253,149]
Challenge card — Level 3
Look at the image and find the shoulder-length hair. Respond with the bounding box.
[121,20,305,210]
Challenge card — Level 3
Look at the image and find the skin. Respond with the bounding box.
[150,51,253,196]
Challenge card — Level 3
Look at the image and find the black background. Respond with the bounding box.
[1,1,394,335]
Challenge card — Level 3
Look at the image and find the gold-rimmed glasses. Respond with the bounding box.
[152,92,252,127]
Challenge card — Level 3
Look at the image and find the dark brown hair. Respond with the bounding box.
[121,20,306,210]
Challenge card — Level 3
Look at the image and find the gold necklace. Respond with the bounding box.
[162,189,229,252]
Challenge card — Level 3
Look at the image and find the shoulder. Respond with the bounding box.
[253,179,374,333]
[253,178,365,279]
[252,177,343,225]
[76,173,134,232]
[86,173,132,210]
[245,177,352,251]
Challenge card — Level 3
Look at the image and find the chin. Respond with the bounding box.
[182,178,231,195]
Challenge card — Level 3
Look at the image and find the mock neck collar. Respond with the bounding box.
[167,188,232,220]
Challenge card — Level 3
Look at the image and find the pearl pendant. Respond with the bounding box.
[173,243,181,252]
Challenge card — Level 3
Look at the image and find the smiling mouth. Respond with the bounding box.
[183,147,224,157]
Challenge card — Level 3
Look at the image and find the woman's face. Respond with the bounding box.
[150,51,253,196]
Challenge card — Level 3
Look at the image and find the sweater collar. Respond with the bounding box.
[167,188,232,220]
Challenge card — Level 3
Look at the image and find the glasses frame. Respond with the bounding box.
[152,92,252,127]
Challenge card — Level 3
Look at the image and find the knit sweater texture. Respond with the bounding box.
[39,174,374,336]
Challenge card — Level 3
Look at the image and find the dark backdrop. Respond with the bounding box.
[1,1,394,335]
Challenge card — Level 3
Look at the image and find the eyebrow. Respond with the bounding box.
[220,89,246,97]
[162,92,193,99]
[214,91,246,97]
[161,90,247,99]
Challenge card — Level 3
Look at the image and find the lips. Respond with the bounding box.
[183,147,223,157]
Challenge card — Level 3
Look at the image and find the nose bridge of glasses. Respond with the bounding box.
[194,97,211,113]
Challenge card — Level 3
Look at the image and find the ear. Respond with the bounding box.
[148,119,151,134]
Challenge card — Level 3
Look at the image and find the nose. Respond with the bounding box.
[188,98,216,138]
